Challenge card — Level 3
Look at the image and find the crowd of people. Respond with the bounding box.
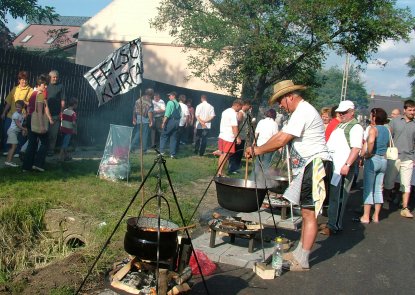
[214,79,415,272]
[131,89,215,159]
[0,70,77,171]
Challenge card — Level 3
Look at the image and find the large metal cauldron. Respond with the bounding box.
[214,177,268,212]
[124,217,179,261]
[265,176,289,194]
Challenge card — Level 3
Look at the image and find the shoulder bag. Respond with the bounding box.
[31,94,49,134]
[386,128,398,160]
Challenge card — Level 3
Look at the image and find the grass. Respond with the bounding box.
[0,142,220,286]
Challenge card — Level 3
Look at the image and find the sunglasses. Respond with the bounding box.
[338,110,349,115]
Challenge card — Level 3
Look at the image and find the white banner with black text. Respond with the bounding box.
[84,38,143,106]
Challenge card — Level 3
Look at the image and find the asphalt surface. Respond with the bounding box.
[190,177,415,295]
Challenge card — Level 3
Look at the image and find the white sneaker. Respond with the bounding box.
[13,154,19,158]
[5,161,18,167]
[2,152,8,156]
[32,166,45,172]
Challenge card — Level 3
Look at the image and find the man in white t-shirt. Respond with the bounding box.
[176,94,190,152]
[246,80,332,272]
[151,93,165,148]
[322,100,364,235]
[217,99,243,176]
[194,94,215,156]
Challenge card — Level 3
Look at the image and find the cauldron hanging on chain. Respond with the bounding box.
[124,195,179,261]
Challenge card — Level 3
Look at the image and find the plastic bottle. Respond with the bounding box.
[272,237,284,276]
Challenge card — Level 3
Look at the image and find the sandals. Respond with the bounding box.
[352,217,370,224]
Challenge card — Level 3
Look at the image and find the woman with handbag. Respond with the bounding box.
[360,108,390,223]
[22,75,54,172]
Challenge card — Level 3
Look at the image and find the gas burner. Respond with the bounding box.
[208,216,263,253]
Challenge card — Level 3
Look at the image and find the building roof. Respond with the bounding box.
[367,94,406,116]
[12,16,90,51]
[29,16,90,27]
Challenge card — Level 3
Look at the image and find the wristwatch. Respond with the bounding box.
[345,163,351,167]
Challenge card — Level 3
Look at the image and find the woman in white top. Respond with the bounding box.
[250,109,279,180]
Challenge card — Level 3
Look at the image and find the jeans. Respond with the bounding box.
[327,165,355,231]
[160,118,179,156]
[194,128,209,156]
[363,155,387,204]
[2,117,12,153]
[23,122,49,170]
[131,123,150,152]
[176,125,186,153]
[228,140,245,173]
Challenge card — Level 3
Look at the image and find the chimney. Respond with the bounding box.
[370,90,375,99]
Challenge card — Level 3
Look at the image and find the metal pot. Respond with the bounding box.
[265,176,289,194]
[214,177,268,212]
[124,217,179,261]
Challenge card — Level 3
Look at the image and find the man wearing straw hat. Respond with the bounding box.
[246,80,332,271]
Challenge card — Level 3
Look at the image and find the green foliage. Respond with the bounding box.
[311,67,368,110]
[407,55,415,98]
[0,0,58,25]
[152,0,414,104]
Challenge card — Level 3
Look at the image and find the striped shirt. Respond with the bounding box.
[60,108,77,134]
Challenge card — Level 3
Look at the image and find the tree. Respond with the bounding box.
[0,0,58,48]
[0,22,14,49]
[152,0,414,104]
[408,55,415,99]
[311,67,368,111]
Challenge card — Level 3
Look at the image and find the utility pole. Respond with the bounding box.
[340,53,350,102]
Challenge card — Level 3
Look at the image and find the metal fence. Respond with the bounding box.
[0,48,233,146]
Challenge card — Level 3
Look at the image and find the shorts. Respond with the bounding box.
[61,134,72,149]
[6,128,19,144]
[300,160,333,208]
[218,138,235,154]
[384,159,413,192]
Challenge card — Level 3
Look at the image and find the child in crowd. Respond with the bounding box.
[5,100,27,167]
[59,98,77,161]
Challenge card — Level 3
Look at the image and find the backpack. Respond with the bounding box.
[135,97,152,118]
[171,101,182,120]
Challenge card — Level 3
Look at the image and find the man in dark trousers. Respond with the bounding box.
[46,70,66,156]
[160,91,181,159]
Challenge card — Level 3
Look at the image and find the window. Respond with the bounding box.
[45,37,55,44]
[21,35,33,43]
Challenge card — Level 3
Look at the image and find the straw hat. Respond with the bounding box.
[269,80,307,105]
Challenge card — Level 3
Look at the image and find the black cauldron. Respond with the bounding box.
[214,177,268,212]
[124,217,179,261]
[265,176,289,194]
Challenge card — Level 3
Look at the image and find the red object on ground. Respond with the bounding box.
[189,249,216,276]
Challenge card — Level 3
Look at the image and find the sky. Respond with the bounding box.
[5,0,415,98]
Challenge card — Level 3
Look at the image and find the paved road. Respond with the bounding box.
[191,179,415,295]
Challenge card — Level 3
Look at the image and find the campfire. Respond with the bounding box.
[108,256,192,295]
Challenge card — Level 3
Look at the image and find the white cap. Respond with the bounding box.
[336,100,355,112]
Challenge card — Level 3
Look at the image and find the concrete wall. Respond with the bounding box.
[75,0,230,96]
